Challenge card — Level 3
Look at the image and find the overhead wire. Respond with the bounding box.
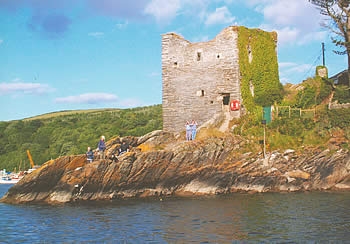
[295,48,323,83]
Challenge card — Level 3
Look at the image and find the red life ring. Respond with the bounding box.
[230,100,240,111]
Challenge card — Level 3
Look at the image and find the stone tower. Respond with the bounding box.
[162,26,276,133]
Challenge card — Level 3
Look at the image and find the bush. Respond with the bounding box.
[296,77,333,109]
[327,109,350,128]
[296,85,316,108]
[333,85,350,103]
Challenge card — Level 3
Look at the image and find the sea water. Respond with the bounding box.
[0,184,349,243]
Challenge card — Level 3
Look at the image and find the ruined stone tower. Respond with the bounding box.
[162,26,278,133]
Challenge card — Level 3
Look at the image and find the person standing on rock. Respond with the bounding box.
[97,135,106,159]
[191,119,198,140]
[185,121,192,141]
[86,147,94,163]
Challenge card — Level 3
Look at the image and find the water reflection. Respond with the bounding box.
[158,196,249,242]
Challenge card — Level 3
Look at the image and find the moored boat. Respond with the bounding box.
[0,175,20,184]
[0,169,22,184]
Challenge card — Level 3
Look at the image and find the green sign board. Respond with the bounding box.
[263,106,272,124]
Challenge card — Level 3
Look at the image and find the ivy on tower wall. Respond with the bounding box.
[238,26,283,111]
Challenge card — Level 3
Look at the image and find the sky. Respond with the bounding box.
[0,0,347,121]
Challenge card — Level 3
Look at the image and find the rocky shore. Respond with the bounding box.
[1,130,349,205]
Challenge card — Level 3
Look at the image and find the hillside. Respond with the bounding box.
[0,105,162,171]
[23,108,122,121]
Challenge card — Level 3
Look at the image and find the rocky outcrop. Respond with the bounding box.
[1,130,349,204]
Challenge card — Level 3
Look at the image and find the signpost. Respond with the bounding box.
[262,120,266,158]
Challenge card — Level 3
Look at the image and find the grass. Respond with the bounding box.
[196,128,225,140]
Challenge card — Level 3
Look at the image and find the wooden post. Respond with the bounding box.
[263,124,266,158]
[262,120,266,158]
[314,107,316,118]
[289,106,291,118]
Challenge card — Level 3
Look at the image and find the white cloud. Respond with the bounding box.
[263,1,300,26]
[143,0,322,47]
[0,81,54,95]
[274,26,299,45]
[144,0,212,24]
[55,93,118,104]
[265,1,320,29]
[205,6,235,25]
[297,31,327,45]
[144,0,181,23]
[279,62,314,84]
[0,39,3,44]
[250,0,322,46]
[88,32,104,38]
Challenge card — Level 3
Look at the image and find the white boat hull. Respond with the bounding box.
[0,178,20,184]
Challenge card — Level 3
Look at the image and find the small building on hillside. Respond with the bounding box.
[162,26,280,133]
[330,69,349,86]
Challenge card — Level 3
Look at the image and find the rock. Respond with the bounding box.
[284,149,295,155]
[285,170,310,180]
[334,183,350,189]
[1,132,349,205]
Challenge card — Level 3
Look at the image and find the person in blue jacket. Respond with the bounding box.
[97,135,106,159]
[185,121,192,141]
[191,120,198,140]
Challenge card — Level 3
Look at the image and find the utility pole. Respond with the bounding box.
[322,42,325,66]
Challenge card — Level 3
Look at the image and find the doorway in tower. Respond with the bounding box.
[221,93,230,111]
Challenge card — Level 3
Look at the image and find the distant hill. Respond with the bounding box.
[23,108,122,121]
[0,105,162,172]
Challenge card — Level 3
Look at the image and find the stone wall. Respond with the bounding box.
[329,102,350,109]
[162,26,241,133]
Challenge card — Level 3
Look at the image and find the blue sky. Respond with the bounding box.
[0,0,347,121]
